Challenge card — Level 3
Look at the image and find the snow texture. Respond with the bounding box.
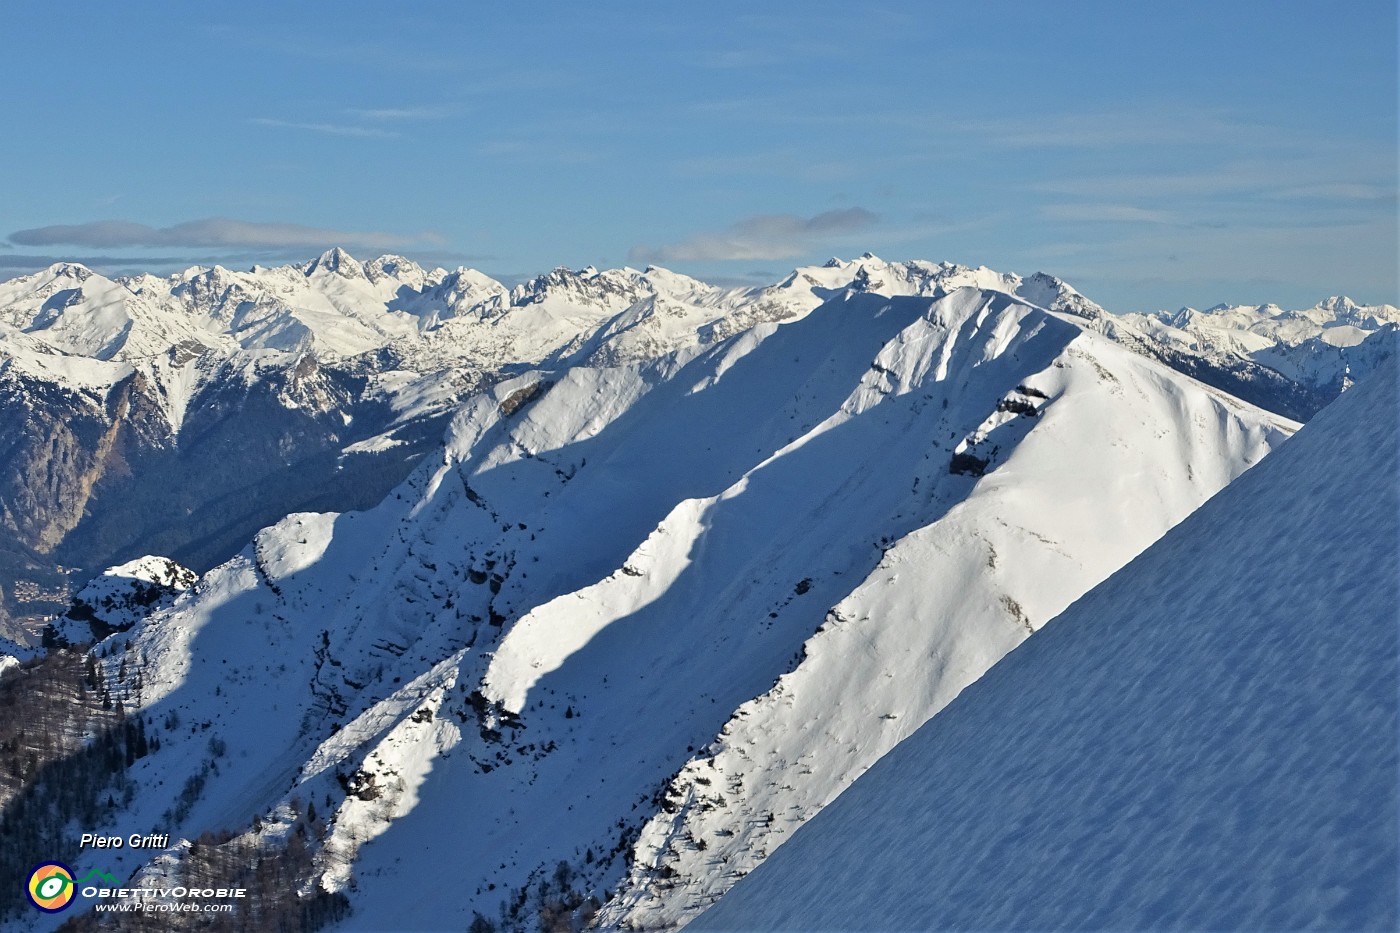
[694,341,1399,933]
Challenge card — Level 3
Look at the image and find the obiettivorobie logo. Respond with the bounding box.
[26,862,74,912]
[26,863,121,912]
[26,863,120,913]
[25,861,247,915]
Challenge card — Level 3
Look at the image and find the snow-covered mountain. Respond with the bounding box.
[1120,295,1400,404]
[6,276,1305,932]
[1,250,1383,637]
[693,340,1398,933]
[0,252,813,631]
[5,248,1395,931]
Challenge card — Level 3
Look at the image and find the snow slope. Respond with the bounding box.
[23,285,1298,933]
[693,340,1399,933]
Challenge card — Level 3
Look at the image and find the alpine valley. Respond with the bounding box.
[0,251,1393,932]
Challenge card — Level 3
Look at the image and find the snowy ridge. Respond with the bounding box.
[594,295,1292,929]
[693,340,1398,933]
[20,284,1298,932]
[0,250,1379,447]
[2,252,1122,635]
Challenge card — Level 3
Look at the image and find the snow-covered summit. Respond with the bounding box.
[0,249,1384,404]
[694,340,1398,933]
[302,246,365,278]
[1142,295,1400,346]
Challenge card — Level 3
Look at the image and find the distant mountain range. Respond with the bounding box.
[1,250,1392,634]
[0,251,1393,932]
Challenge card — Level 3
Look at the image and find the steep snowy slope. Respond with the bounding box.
[0,249,1369,634]
[591,290,1291,930]
[694,342,1398,933]
[335,290,1288,932]
[22,285,1297,933]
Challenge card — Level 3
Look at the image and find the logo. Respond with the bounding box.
[26,862,75,912]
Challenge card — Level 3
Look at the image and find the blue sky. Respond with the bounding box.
[1,1,1394,310]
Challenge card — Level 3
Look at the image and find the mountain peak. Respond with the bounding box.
[304,247,363,278]
[362,253,429,285]
[368,253,418,273]
[45,261,95,280]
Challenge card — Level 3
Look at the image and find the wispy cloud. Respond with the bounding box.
[673,149,801,177]
[347,104,458,122]
[1265,182,1398,203]
[0,248,495,277]
[631,208,878,263]
[475,139,605,164]
[211,29,465,74]
[701,41,848,70]
[8,218,441,252]
[1040,203,1177,225]
[248,117,399,138]
[1032,143,1396,199]
[963,108,1284,151]
[1027,215,1398,311]
[249,104,456,140]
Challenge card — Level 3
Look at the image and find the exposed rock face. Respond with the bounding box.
[0,355,453,631]
[0,371,161,628]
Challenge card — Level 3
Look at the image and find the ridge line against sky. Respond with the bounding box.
[0,0,1394,312]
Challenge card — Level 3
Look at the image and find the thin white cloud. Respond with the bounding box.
[217,31,465,74]
[964,108,1283,151]
[475,139,605,164]
[347,105,458,121]
[1032,148,1396,201]
[0,253,190,271]
[1028,216,1398,311]
[0,249,494,276]
[1266,182,1398,202]
[1041,204,1177,224]
[8,218,441,252]
[248,117,399,139]
[632,208,879,263]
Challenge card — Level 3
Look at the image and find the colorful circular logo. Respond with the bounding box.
[26,862,75,912]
